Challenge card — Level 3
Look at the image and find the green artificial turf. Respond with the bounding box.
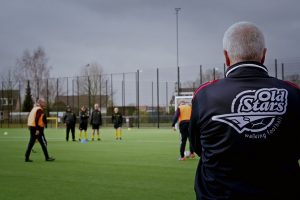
[0,128,198,200]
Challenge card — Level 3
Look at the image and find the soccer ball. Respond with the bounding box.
[184,151,190,158]
[3,132,8,135]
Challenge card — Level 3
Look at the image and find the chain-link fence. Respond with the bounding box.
[1,59,299,128]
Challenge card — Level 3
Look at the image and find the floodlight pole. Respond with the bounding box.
[175,8,181,96]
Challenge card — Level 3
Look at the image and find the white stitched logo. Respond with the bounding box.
[212,88,288,133]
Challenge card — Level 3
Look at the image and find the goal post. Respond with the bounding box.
[47,117,58,128]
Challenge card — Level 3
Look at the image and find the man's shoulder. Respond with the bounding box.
[282,80,300,90]
[193,79,220,97]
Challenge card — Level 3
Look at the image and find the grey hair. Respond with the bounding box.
[37,97,46,104]
[223,22,265,62]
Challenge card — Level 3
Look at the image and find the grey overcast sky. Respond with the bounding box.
[1,0,300,77]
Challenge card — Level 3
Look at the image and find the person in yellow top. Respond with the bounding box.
[25,98,55,162]
[172,101,195,160]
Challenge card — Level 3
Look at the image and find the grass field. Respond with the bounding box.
[0,128,198,200]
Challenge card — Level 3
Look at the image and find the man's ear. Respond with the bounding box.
[260,48,267,64]
[224,50,230,66]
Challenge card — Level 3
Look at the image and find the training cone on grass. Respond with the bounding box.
[80,139,87,143]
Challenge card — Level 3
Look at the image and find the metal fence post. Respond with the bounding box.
[77,76,79,114]
[56,78,58,117]
[136,70,140,128]
[99,75,102,110]
[37,78,39,99]
[19,81,22,127]
[157,68,160,128]
[281,63,284,80]
[200,65,203,85]
[111,74,113,112]
[72,78,74,109]
[66,77,69,106]
[166,81,169,114]
[275,59,278,78]
[105,79,108,114]
[151,81,154,126]
[88,76,91,115]
[177,66,180,95]
[122,73,125,115]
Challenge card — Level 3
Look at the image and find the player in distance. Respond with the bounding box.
[78,105,89,141]
[112,107,123,140]
[172,101,195,161]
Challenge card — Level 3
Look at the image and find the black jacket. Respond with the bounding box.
[79,111,89,125]
[112,112,123,127]
[63,111,76,125]
[90,110,102,125]
[190,61,300,200]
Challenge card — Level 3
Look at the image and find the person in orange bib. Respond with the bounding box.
[25,98,55,162]
[172,101,195,160]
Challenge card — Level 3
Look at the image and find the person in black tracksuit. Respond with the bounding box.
[190,22,299,200]
[78,105,89,141]
[63,105,77,141]
[90,103,102,141]
[112,107,123,140]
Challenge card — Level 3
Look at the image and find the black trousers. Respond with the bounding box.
[25,127,49,160]
[179,121,194,158]
[66,124,75,141]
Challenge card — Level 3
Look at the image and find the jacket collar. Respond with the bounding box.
[226,61,268,78]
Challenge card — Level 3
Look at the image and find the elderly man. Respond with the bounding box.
[25,98,55,162]
[190,22,299,199]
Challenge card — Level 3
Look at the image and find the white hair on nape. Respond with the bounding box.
[223,21,265,62]
[37,97,46,104]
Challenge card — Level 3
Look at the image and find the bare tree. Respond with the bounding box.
[78,62,110,107]
[0,69,18,90]
[41,78,65,106]
[15,46,52,100]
